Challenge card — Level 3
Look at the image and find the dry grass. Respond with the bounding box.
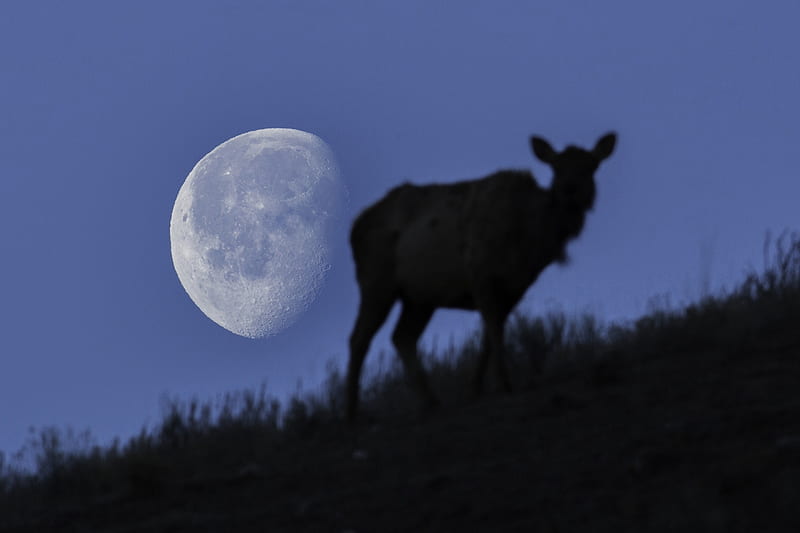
[1,231,798,531]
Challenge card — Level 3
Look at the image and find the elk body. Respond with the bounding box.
[346,132,617,421]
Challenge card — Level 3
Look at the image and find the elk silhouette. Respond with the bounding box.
[346,132,617,421]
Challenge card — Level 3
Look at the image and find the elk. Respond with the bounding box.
[346,132,616,421]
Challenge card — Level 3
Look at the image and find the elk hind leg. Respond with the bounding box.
[347,290,395,422]
[392,303,439,410]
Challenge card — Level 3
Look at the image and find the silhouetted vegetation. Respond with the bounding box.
[1,231,799,531]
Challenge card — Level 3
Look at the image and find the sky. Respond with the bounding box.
[2,2,799,459]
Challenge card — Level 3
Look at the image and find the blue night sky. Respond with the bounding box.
[2,2,799,457]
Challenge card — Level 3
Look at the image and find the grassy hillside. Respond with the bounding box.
[1,231,799,532]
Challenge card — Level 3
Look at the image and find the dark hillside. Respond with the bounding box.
[2,232,799,532]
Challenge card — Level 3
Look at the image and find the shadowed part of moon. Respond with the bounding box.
[170,128,344,338]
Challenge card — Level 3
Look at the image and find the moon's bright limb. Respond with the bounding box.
[170,128,345,338]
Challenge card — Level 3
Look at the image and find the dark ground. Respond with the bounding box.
[3,331,799,533]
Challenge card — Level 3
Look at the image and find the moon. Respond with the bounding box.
[170,128,345,338]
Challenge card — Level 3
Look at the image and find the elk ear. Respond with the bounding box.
[531,136,557,163]
[592,132,616,161]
